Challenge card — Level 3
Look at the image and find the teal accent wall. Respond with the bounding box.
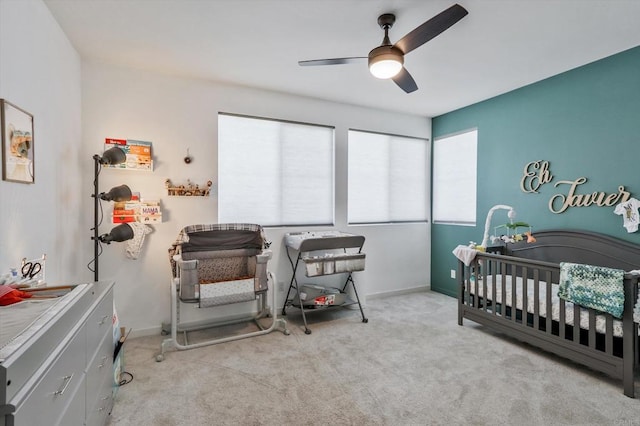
[431,46,640,297]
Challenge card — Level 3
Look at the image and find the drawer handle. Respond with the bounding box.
[54,374,74,396]
[98,314,110,325]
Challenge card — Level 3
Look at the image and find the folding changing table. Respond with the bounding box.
[282,231,368,334]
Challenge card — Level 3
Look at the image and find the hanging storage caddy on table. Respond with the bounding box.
[282,231,368,334]
[157,223,289,361]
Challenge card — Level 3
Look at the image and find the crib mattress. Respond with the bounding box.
[199,278,256,308]
[467,274,624,337]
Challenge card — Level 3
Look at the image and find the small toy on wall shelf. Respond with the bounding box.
[165,179,212,197]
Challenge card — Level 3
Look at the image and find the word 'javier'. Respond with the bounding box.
[520,160,629,214]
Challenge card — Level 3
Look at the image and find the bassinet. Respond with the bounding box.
[157,224,289,361]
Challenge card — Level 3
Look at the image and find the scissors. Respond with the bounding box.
[22,261,42,279]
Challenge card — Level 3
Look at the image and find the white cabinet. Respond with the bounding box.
[0,281,114,426]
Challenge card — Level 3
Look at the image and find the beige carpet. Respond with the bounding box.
[107,290,640,425]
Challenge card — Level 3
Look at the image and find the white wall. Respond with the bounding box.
[0,0,84,283]
[83,62,432,335]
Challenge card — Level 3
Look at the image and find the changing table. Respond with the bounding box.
[282,231,368,334]
[0,281,114,426]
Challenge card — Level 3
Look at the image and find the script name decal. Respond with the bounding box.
[520,160,630,213]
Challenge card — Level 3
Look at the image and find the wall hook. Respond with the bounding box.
[184,148,192,164]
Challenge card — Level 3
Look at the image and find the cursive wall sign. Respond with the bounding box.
[520,160,630,214]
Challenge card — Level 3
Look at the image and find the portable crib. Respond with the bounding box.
[157,224,289,361]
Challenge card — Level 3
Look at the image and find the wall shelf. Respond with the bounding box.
[165,179,212,197]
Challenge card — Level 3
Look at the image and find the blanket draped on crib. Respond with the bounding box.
[559,262,625,319]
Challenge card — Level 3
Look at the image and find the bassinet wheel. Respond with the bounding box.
[304,328,312,335]
[155,354,165,362]
[284,329,291,335]
[160,322,170,335]
[362,318,369,323]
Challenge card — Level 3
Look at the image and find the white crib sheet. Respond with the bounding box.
[467,274,624,337]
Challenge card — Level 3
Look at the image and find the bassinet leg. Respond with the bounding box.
[157,279,180,362]
[157,269,290,362]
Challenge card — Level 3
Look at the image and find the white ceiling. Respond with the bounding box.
[43,0,640,117]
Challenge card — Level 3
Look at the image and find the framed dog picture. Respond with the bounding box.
[1,99,34,183]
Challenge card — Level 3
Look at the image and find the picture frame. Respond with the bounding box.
[1,99,35,183]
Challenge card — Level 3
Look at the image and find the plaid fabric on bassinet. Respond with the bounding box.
[168,223,270,277]
[558,262,625,319]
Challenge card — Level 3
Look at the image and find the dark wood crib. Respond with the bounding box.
[457,229,639,397]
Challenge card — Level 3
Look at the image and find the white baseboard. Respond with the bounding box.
[366,285,429,300]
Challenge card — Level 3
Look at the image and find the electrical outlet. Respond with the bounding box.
[450,269,456,279]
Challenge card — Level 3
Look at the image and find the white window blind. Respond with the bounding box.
[432,129,477,225]
[348,130,429,224]
[218,113,334,226]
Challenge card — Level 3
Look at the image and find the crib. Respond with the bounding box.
[157,224,289,361]
[457,229,640,397]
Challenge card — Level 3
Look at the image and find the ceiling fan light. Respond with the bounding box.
[370,59,402,79]
[368,46,403,79]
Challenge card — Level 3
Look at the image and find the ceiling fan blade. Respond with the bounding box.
[394,4,468,55]
[298,57,367,66]
[392,67,418,93]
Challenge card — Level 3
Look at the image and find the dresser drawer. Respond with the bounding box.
[11,324,87,425]
[86,288,114,353]
[57,379,86,426]
[86,373,113,426]
[1,284,93,404]
[86,331,112,407]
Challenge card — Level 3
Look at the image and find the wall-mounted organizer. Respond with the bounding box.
[112,193,162,223]
[103,138,153,171]
[165,179,212,196]
[282,231,368,334]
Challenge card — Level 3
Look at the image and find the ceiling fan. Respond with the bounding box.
[298,4,468,93]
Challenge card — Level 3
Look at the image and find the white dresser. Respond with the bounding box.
[0,281,115,426]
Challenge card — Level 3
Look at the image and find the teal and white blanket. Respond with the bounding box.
[558,262,625,319]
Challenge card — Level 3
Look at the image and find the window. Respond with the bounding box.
[348,130,429,224]
[432,129,477,225]
[218,113,334,226]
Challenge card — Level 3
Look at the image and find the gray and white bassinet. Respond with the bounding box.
[157,224,289,361]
